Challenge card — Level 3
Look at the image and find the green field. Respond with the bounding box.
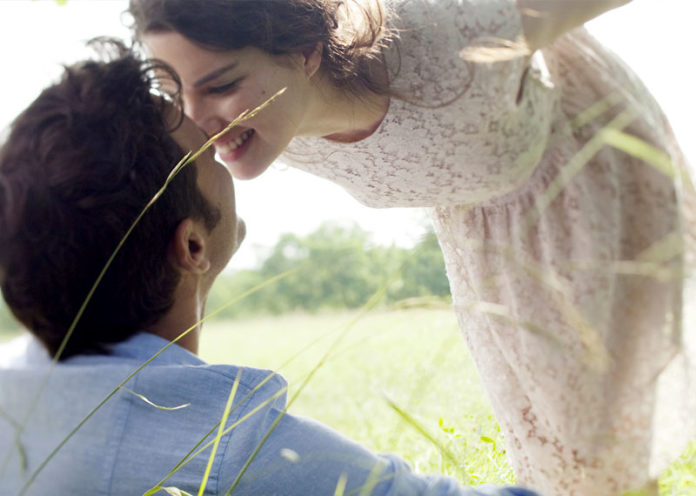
[197,309,695,494]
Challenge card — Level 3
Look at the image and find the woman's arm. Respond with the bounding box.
[518,0,632,51]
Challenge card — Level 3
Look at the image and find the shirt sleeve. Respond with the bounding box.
[218,404,541,496]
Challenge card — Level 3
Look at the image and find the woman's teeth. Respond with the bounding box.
[217,129,253,154]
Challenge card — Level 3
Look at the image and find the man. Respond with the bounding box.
[0,42,538,496]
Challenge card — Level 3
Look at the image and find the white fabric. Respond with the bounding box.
[282,1,696,494]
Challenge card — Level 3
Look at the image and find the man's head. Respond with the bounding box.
[0,41,244,359]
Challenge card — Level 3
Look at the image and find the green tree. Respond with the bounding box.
[258,223,382,312]
[390,230,450,301]
[207,221,451,319]
[205,269,268,319]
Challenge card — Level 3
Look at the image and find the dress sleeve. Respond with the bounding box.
[282,0,558,208]
[364,0,557,207]
[387,0,532,109]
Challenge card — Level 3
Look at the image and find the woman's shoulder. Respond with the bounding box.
[385,0,521,45]
[384,0,525,105]
[388,0,517,26]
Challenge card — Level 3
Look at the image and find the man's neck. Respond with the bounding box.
[144,294,204,355]
[146,325,200,355]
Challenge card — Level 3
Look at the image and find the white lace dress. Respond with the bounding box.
[281,1,696,494]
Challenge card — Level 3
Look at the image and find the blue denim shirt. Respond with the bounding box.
[0,333,540,496]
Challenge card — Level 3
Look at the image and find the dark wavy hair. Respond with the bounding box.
[128,0,393,96]
[0,40,220,359]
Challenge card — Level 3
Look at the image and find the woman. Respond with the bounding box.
[129,1,695,494]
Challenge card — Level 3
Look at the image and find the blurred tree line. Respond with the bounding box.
[0,222,450,332]
[206,222,451,319]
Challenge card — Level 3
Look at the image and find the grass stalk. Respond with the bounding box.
[197,370,242,496]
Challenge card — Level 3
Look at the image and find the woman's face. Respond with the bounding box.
[144,31,315,180]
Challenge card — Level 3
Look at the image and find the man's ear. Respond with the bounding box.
[169,218,211,274]
[302,43,322,79]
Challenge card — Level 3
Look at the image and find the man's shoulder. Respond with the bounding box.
[0,332,289,426]
[133,360,288,408]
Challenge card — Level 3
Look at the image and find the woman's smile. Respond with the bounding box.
[214,128,255,162]
[143,31,318,180]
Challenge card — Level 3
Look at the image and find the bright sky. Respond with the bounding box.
[0,0,693,270]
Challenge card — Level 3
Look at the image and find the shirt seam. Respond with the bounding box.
[102,373,137,496]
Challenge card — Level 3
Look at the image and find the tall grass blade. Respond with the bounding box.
[599,128,675,179]
[568,90,624,130]
[145,384,289,495]
[523,108,639,230]
[119,387,191,411]
[142,422,221,496]
[197,370,242,496]
[383,395,459,466]
[161,487,194,496]
[454,238,609,370]
[357,462,386,496]
[333,472,348,496]
[0,408,26,473]
[223,285,389,495]
[142,369,286,494]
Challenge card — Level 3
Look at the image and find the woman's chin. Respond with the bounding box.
[226,159,270,180]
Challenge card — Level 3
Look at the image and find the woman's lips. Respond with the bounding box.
[215,129,254,161]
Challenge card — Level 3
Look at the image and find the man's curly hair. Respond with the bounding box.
[0,40,220,359]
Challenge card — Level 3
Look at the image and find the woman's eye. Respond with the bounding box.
[207,80,240,95]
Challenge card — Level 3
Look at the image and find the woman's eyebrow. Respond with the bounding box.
[194,62,239,88]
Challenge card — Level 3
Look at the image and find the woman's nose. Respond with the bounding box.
[182,94,211,131]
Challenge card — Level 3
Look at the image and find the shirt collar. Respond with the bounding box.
[106,332,205,366]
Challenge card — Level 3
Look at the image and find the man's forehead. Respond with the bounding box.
[168,112,213,166]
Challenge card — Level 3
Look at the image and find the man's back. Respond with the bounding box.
[1,333,284,495]
[1,332,504,496]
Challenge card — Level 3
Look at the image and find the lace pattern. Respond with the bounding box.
[282,2,696,494]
